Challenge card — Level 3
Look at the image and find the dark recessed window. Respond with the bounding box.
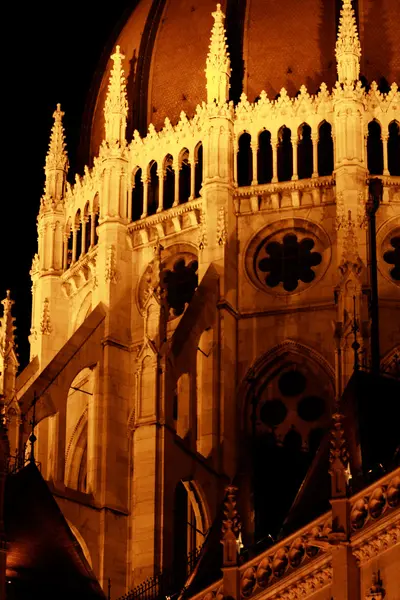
[297,396,325,422]
[383,236,400,281]
[162,259,198,316]
[257,234,322,292]
[260,399,287,426]
[278,370,307,397]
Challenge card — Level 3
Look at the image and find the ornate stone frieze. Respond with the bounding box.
[105,245,119,284]
[352,521,400,565]
[40,298,52,335]
[216,206,227,246]
[349,471,400,533]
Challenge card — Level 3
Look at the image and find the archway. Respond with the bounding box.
[237,132,252,186]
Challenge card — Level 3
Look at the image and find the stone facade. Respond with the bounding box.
[1,1,399,598]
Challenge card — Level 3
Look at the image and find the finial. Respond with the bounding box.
[329,401,350,498]
[104,45,128,144]
[44,103,69,199]
[0,290,16,358]
[221,484,241,567]
[205,3,231,104]
[335,0,361,84]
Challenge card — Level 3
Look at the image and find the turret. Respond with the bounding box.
[335,0,361,85]
[205,3,231,105]
[0,291,20,453]
[30,107,69,367]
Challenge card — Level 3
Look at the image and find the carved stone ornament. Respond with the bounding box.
[221,485,241,567]
[105,245,119,284]
[40,298,52,335]
[198,212,207,250]
[216,206,227,246]
[365,571,385,599]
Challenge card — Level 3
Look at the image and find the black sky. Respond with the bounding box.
[2,1,134,368]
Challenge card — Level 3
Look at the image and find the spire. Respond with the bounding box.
[205,4,231,104]
[44,104,69,200]
[0,291,18,399]
[335,0,361,84]
[329,402,350,499]
[104,45,128,145]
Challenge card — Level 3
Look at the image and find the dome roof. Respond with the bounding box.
[88,0,400,158]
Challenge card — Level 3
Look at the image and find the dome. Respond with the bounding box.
[88,0,400,158]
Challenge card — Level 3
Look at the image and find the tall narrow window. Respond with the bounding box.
[66,221,73,268]
[277,126,293,182]
[132,168,143,221]
[388,120,400,176]
[367,120,383,175]
[257,130,273,184]
[148,161,159,215]
[237,132,252,186]
[194,143,203,198]
[84,203,90,254]
[318,121,334,176]
[297,123,313,180]
[75,209,82,260]
[179,149,191,204]
[164,154,175,210]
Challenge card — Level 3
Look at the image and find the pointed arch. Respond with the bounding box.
[179,148,191,204]
[194,142,203,198]
[237,131,252,186]
[388,120,400,176]
[277,125,293,182]
[297,123,313,180]
[367,119,383,175]
[257,129,273,184]
[163,153,175,210]
[317,121,334,176]
[83,202,90,254]
[132,167,144,221]
[148,160,159,215]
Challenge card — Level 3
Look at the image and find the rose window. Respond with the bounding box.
[383,236,400,282]
[162,258,198,316]
[256,234,322,292]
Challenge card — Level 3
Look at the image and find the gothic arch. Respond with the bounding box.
[239,339,335,429]
[67,521,93,567]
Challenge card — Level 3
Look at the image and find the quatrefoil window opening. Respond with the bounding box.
[256,233,322,292]
[383,236,400,282]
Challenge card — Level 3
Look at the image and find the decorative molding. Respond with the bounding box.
[216,206,227,246]
[352,520,400,565]
[40,298,52,335]
[105,245,119,284]
[198,212,208,250]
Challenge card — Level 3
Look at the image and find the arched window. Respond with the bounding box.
[92,195,100,247]
[317,121,334,176]
[173,481,207,586]
[163,154,175,210]
[194,143,203,198]
[179,148,191,204]
[65,368,94,493]
[257,130,273,184]
[176,373,190,439]
[297,123,313,180]
[237,132,252,186]
[148,161,159,215]
[75,209,82,261]
[277,126,293,182]
[367,120,383,175]
[388,120,400,176]
[84,202,90,254]
[196,328,215,457]
[132,168,143,221]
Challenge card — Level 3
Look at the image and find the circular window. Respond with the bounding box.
[297,396,326,422]
[260,399,288,427]
[244,218,331,296]
[256,234,322,292]
[383,235,400,282]
[278,370,307,397]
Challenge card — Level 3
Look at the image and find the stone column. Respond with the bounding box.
[90,213,96,248]
[173,159,180,206]
[382,134,389,175]
[312,133,318,177]
[142,177,149,218]
[81,217,87,256]
[251,141,258,185]
[157,168,165,212]
[271,138,278,183]
[292,137,298,180]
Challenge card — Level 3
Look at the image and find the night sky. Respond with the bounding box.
[2,1,134,368]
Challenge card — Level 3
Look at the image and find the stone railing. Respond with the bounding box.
[234,175,335,214]
[349,468,400,533]
[127,198,203,247]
